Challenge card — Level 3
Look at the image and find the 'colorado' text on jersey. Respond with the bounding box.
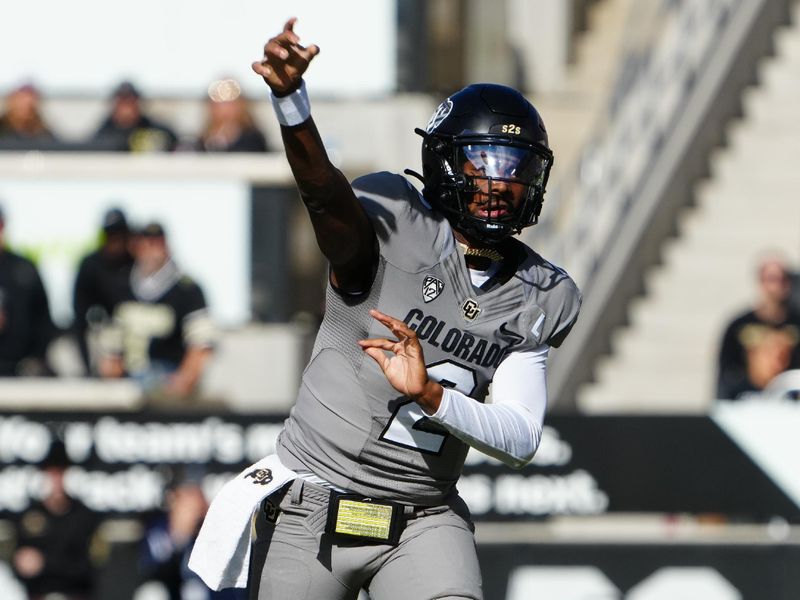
[277,173,581,505]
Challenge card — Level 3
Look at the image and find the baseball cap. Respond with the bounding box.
[112,80,141,100]
[102,207,128,233]
[40,439,71,469]
[138,221,166,238]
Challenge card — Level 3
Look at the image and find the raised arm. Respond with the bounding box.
[252,18,377,293]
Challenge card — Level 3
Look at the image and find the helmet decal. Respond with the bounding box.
[425,99,453,133]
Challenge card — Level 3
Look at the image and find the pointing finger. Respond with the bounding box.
[369,309,396,324]
[370,309,416,338]
[281,17,302,46]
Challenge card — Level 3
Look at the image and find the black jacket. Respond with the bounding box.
[0,249,56,375]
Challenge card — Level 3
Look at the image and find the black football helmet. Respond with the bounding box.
[412,83,553,244]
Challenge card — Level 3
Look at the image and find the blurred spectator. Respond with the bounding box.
[0,205,57,376]
[140,472,244,599]
[0,83,57,146]
[196,78,268,152]
[99,222,215,400]
[92,81,178,152]
[11,440,101,600]
[72,207,135,375]
[717,255,800,399]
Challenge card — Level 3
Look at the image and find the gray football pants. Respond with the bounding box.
[248,478,483,600]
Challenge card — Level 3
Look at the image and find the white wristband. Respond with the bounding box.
[270,80,311,127]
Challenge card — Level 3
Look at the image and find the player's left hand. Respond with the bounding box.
[359,309,442,412]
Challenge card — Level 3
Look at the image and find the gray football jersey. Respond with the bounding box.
[277,172,581,505]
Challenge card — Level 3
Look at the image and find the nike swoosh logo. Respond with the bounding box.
[499,322,525,346]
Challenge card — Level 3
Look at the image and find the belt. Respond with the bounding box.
[278,479,448,545]
[291,478,448,517]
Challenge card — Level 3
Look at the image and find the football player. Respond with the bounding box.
[199,17,581,600]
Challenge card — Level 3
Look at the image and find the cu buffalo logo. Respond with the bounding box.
[461,298,481,321]
[245,468,274,486]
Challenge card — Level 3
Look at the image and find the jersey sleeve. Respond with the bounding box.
[428,345,549,468]
[530,264,582,348]
[351,172,454,272]
[177,279,216,348]
[177,278,208,313]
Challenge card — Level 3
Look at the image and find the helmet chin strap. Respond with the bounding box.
[403,168,424,184]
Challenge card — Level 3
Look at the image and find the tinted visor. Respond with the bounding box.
[458,144,549,185]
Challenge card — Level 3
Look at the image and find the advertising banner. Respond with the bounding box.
[1,402,798,520]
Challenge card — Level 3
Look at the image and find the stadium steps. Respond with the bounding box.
[577,9,800,413]
[535,0,635,181]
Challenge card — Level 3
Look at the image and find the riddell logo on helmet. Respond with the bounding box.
[425,99,453,133]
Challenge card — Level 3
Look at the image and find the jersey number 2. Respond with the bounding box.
[379,360,477,454]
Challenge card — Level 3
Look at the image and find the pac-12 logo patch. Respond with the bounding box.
[422,276,444,303]
[425,99,453,133]
[461,298,481,321]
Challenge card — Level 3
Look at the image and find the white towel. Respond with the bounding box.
[188,454,297,590]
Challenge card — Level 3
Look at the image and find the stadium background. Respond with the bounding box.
[1,0,799,598]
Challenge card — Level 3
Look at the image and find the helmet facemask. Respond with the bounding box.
[424,134,553,244]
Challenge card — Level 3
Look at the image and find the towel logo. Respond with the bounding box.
[422,276,444,303]
[245,468,274,486]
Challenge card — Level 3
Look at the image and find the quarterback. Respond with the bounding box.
[191,18,581,600]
